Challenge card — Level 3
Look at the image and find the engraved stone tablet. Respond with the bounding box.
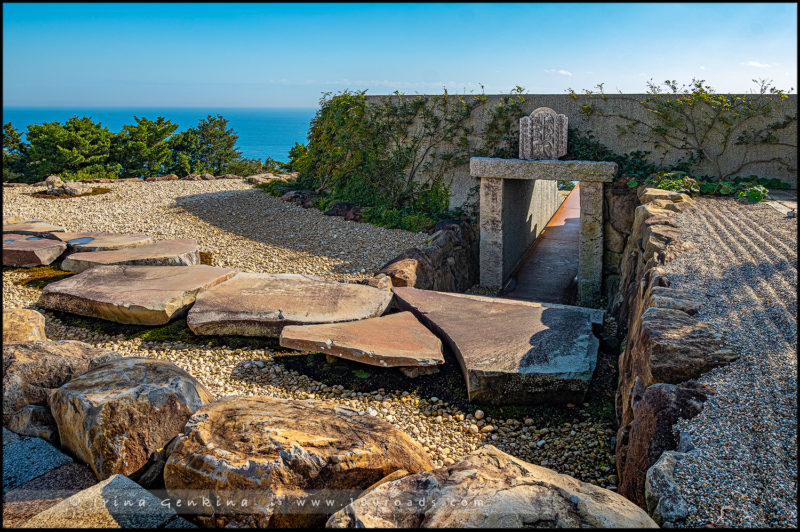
[519,107,568,160]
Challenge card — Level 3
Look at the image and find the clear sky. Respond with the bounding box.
[2,2,797,107]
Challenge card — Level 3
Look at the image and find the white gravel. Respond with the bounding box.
[663,197,797,528]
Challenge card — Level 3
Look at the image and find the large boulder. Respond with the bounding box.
[164,396,434,527]
[379,249,435,290]
[3,308,47,343]
[187,272,393,337]
[44,175,64,188]
[60,239,201,272]
[38,264,237,325]
[327,445,657,528]
[3,233,67,267]
[49,357,214,482]
[2,340,119,426]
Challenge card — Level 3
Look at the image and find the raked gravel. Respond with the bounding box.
[663,197,797,528]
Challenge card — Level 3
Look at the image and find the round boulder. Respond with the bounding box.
[164,396,434,527]
[49,357,214,482]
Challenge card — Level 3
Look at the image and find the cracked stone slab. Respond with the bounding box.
[45,231,153,252]
[280,311,444,368]
[60,239,200,273]
[3,233,67,267]
[37,265,237,325]
[393,287,601,404]
[187,272,393,337]
[2,220,66,236]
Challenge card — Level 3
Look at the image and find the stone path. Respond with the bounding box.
[2,220,66,235]
[3,234,67,267]
[504,185,580,304]
[60,238,200,272]
[45,231,153,251]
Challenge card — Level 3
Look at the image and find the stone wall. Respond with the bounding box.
[609,188,738,524]
[366,93,797,209]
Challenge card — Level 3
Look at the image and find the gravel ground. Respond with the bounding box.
[3,180,428,280]
[2,180,618,488]
[663,197,797,528]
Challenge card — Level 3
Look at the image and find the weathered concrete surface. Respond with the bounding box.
[3,233,67,266]
[38,265,237,325]
[49,357,215,481]
[45,231,153,251]
[393,287,601,404]
[327,445,657,528]
[20,474,187,528]
[279,311,444,368]
[470,157,618,182]
[164,396,434,527]
[2,220,66,236]
[3,308,47,342]
[3,428,73,493]
[187,272,393,337]
[60,239,200,272]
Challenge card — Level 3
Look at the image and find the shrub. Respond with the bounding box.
[257,180,296,197]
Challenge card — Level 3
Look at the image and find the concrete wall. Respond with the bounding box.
[367,93,797,209]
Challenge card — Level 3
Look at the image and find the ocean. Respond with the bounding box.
[1,107,318,162]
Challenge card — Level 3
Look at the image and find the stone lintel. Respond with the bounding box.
[470,157,618,182]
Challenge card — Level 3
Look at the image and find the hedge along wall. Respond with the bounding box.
[366,93,797,209]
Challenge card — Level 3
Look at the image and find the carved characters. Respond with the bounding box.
[519,107,568,160]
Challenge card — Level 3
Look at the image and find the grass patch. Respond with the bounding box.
[4,264,75,289]
[31,187,112,199]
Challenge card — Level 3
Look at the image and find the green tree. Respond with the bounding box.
[2,123,25,182]
[112,116,178,178]
[166,129,203,176]
[193,114,241,174]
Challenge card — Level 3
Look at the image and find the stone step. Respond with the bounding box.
[2,220,66,236]
[45,231,154,252]
[187,272,393,337]
[3,233,67,267]
[60,239,200,273]
[38,265,237,325]
[279,311,444,368]
[392,287,602,405]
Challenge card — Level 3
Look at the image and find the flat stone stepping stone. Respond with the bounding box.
[38,264,237,325]
[3,428,73,493]
[280,311,444,368]
[3,215,24,224]
[60,238,200,273]
[393,287,603,405]
[3,234,67,267]
[2,220,66,236]
[187,272,394,337]
[45,231,153,251]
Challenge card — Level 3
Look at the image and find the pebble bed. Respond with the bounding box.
[664,197,797,528]
[3,180,618,488]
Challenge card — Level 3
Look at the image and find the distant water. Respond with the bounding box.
[2,107,317,162]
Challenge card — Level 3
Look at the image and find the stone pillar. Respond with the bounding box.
[479,177,504,289]
[578,181,604,307]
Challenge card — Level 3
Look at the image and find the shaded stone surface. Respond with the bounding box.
[3,340,119,425]
[279,311,444,368]
[61,239,200,273]
[2,220,66,235]
[7,404,59,444]
[38,264,237,325]
[46,231,153,251]
[3,308,47,342]
[3,428,73,493]
[20,474,186,528]
[3,233,67,266]
[187,272,393,337]
[164,396,434,527]
[2,462,97,528]
[393,287,602,404]
[49,357,215,481]
[327,445,657,528]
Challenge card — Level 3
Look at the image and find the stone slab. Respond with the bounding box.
[61,239,200,273]
[3,233,68,267]
[20,474,182,528]
[38,265,237,325]
[393,287,600,404]
[280,311,444,368]
[187,272,393,337]
[470,157,618,182]
[2,220,66,235]
[4,215,24,224]
[3,428,73,493]
[45,231,154,251]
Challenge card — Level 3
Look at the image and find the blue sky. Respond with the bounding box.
[2,3,797,107]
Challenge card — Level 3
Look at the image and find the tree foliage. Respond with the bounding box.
[113,116,178,178]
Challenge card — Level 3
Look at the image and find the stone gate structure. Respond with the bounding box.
[470,108,618,307]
